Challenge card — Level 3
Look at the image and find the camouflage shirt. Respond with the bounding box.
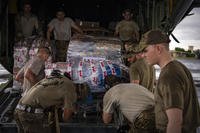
[20,76,77,109]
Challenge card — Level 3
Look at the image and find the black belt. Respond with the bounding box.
[16,104,44,114]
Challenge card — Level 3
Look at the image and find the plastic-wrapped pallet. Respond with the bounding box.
[13,36,51,86]
[13,47,28,76]
[45,35,129,92]
[45,59,129,93]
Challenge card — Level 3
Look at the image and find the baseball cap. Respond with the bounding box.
[50,69,62,77]
[123,44,145,58]
[139,29,171,49]
[50,69,71,79]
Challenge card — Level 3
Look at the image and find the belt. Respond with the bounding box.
[16,104,44,114]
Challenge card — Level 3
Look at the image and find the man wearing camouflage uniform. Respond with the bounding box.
[115,9,140,50]
[115,9,140,66]
[102,83,156,133]
[14,70,77,133]
[126,45,155,92]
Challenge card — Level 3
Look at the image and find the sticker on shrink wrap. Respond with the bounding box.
[13,47,28,68]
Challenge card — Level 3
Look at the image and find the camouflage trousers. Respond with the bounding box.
[128,107,157,133]
[52,40,69,62]
[14,109,52,133]
[129,126,157,133]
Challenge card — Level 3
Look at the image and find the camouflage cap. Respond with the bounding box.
[139,29,171,49]
[50,69,62,77]
[50,69,72,79]
[123,44,145,58]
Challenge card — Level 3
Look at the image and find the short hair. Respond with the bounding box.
[161,43,170,51]
[37,47,51,55]
[23,1,32,6]
[104,75,130,90]
[123,8,133,14]
[56,7,65,14]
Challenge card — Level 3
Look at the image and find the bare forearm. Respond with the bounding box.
[131,80,140,84]
[167,122,182,133]
[15,75,23,83]
[15,68,24,83]
[75,27,83,34]
[47,26,53,41]
[114,31,119,36]
[102,112,112,124]
[15,77,23,83]
[63,108,74,122]
[24,69,37,85]
[166,108,182,133]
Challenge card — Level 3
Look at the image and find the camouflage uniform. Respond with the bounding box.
[14,109,50,133]
[103,83,155,133]
[14,75,77,133]
[115,20,139,44]
[115,20,139,66]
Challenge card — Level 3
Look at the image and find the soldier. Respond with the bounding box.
[15,46,50,96]
[140,29,200,132]
[47,8,83,62]
[14,70,77,133]
[102,83,156,133]
[115,9,140,66]
[115,8,140,49]
[15,2,42,39]
[126,45,155,92]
